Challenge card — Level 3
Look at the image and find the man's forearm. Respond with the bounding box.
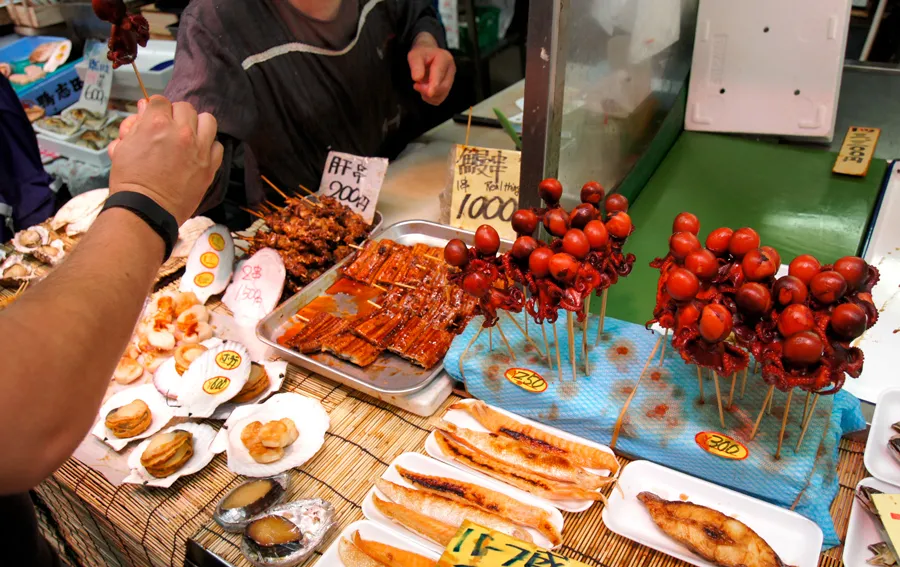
[0,208,164,493]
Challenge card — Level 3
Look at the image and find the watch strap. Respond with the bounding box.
[101,191,178,260]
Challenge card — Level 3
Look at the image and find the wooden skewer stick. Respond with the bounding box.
[583,295,591,375]
[552,321,562,383]
[713,371,725,428]
[349,244,365,250]
[261,175,292,201]
[367,300,383,309]
[540,321,553,370]
[754,360,759,375]
[768,389,775,415]
[265,199,282,210]
[131,62,149,100]
[297,184,317,198]
[241,207,265,219]
[611,335,663,449]
[696,366,705,404]
[290,314,310,323]
[775,389,794,460]
[800,390,812,425]
[489,327,493,351]
[495,320,516,362]
[750,384,776,440]
[503,311,544,358]
[370,283,387,291]
[392,282,416,290]
[567,311,577,382]
[594,289,609,347]
[458,326,484,384]
[659,329,669,365]
[740,367,748,400]
[728,372,737,408]
[795,393,820,452]
[415,264,428,271]
[425,255,442,262]
[464,106,473,147]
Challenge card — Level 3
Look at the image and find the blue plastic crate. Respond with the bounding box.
[1,36,84,115]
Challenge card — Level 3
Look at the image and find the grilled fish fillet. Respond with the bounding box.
[638,492,791,567]
[376,479,532,542]
[340,538,386,566]
[351,532,436,567]
[439,422,607,490]
[372,494,457,546]
[395,465,562,547]
[450,400,619,473]
[434,430,605,501]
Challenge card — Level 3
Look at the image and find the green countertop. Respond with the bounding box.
[605,131,888,325]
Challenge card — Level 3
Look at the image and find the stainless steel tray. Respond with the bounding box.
[256,220,505,395]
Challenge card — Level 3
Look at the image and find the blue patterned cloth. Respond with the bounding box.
[445,313,867,549]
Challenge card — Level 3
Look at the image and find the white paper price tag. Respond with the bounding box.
[317,151,387,224]
[76,43,113,115]
[449,145,521,240]
[222,248,286,327]
[180,224,235,304]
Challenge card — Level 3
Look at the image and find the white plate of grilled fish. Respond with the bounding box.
[362,452,565,554]
[603,460,822,567]
[424,399,619,512]
[319,519,440,566]
[844,477,900,567]
[864,387,900,489]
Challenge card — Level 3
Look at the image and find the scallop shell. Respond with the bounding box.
[124,422,222,488]
[213,393,328,477]
[211,361,288,420]
[172,341,251,418]
[241,499,336,567]
[91,384,175,451]
[153,338,224,400]
[179,224,235,304]
[32,239,66,265]
[0,255,36,286]
[172,216,216,258]
[66,206,102,236]
[12,225,49,253]
[51,188,108,231]
[214,473,290,532]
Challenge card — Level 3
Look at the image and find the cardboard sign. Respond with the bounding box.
[76,43,113,115]
[833,126,880,177]
[222,248,286,327]
[180,224,235,304]
[317,151,387,224]
[872,493,900,559]
[440,522,588,567]
[449,145,520,240]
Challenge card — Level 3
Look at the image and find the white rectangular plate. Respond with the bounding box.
[424,398,616,513]
[844,477,899,567]
[602,460,823,567]
[318,519,440,566]
[362,452,564,553]
[864,388,900,487]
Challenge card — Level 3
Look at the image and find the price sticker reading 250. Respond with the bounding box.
[449,145,521,241]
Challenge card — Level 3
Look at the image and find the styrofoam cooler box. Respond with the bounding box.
[76,40,176,101]
[2,36,83,115]
[36,111,131,168]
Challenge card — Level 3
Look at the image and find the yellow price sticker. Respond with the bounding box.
[695,431,749,461]
[440,521,588,567]
[833,126,881,177]
[208,233,226,251]
[194,272,215,288]
[215,350,242,371]
[200,252,219,269]
[504,368,547,393]
[202,376,231,395]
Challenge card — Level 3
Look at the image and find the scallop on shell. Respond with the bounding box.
[0,255,36,286]
[51,188,109,231]
[213,393,329,477]
[12,225,49,254]
[32,239,66,266]
[154,338,223,400]
[210,360,288,420]
[241,499,336,567]
[124,422,222,488]
[214,473,290,532]
[172,341,251,418]
[91,384,175,451]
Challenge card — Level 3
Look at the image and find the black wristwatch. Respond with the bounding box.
[101,191,179,260]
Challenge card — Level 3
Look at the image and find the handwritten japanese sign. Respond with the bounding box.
[318,151,387,224]
[439,522,587,567]
[181,224,235,304]
[222,248,286,327]
[449,145,520,240]
[833,126,880,177]
[76,43,113,115]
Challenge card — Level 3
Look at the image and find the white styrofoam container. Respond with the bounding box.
[685,0,852,141]
[864,388,900,488]
[36,111,130,167]
[318,520,440,565]
[76,40,175,101]
[603,460,823,567]
[843,477,898,567]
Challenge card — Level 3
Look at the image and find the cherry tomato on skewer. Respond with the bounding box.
[666,268,700,301]
[543,209,569,238]
[705,227,734,257]
[788,254,821,285]
[672,212,700,235]
[741,248,778,281]
[474,225,501,256]
[581,181,605,207]
[511,236,539,261]
[684,249,717,280]
[583,220,609,250]
[735,283,772,315]
[443,239,469,268]
[833,256,868,291]
[728,228,760,258]
[539,178,563,206]
[549,253,579,283]
[777,304,815,337]
[699,304,733,343]
[529,247,554,278]
[511,209,539,235]
[669,232,701,261]
[831,303,868,339]
[810,270,848,304]
[605,193,629,215]
[606,211,633,239]
[772,275,808,306]
[568,204,595,229]
[562,229,590,260]
[783,331,824,366]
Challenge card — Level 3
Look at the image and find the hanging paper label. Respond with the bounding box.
[180,224,235,304]
[317,151,387,224]
[694,431,749,461]
[833,126,880,177]
[174,341,251,418]
[504,368,547,393]
[76,43,114,115]
[439,521,588,567]
[222,248,286,327]
[449,145,520,240]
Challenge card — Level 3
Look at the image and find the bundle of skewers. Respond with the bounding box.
[445,178,636,382]
[646,212,878,457]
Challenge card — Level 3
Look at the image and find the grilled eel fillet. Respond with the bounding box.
[322,331,383,367]
[395,465,561,546]
[638,492,791,567]
[285,312,348,353]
